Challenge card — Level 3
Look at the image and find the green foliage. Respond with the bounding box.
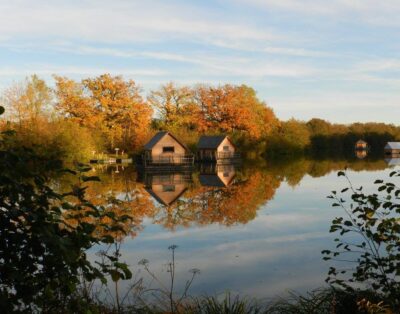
[186,293,262,314]
[323,170,400,309]
[266,119,310,156]
[0,110,131,312]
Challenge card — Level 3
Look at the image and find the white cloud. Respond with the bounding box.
[236,0,400,26]
[0,65,167,78]
[0,0,277,46]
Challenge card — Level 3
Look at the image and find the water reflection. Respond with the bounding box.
[57,157,394,242]
[385,157,400,166]
[73,157,398,298]
[355,149,368,159]
[199,163,236,187]
[140,172,191,206]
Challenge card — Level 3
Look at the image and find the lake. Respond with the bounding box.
[69,156,399,302]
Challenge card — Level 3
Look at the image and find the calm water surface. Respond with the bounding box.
[77,157,399,299]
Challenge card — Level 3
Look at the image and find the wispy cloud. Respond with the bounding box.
[0,65,167,77]
[0,0,399,123]
[0,0,277,46]
[237,0,400,25]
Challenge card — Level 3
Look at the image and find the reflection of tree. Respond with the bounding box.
[151,168,281,229]
[267,158,389,187]
[59,165,155,240]
[57,157,391,239]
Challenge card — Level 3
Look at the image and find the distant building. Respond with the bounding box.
[142,131,193,167]
[197,135,238,162]
[355,139,368,151]
[384,142,400,156]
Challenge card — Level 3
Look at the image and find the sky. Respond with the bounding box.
[0,0,399,123]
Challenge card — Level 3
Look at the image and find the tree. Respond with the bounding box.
[0,107,132,312]
[54,76,96,127]
[1,75,52,130]
[194,84,277,140]
[55,74,153,152]
[148,82,199,131]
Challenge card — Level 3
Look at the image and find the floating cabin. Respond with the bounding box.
[199,163,236,187]
[142,131,194,168]
[384,142,400,156]
[143,173,191,206]
[197,135,239,162]
[355,139,368,151]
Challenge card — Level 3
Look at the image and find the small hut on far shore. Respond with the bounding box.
[384,142,400,156]
[355,139,368,151]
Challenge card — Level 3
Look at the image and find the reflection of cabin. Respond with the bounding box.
[385,158,400,167]
[199,164,235,187]
[384,142,400,156]
[355,150,367,159]
[355,139,368,151]
[144,173,191,206]
[197,136,240,162]
[142,131,194,168]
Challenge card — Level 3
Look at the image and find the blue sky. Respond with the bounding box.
[0,0,399,123]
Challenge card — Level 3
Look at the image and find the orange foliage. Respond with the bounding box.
[194,84,278,139]
[55,74,153,152]
[150,169,281,229]
[61,166,155,241]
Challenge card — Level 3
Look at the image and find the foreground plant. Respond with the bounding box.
[323,169,400,311]
[0,106,131,313]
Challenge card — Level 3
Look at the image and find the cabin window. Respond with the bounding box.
[163,185,175,192]
[223,146,230,151]
[163,146,175,153]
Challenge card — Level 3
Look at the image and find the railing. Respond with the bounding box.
[148,173,193,185]
[217,152,241,159]
[143,154,195,167]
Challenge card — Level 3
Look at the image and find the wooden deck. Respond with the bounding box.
[90,158,133,164]
[198,152,241,163]
[142,154,195,169]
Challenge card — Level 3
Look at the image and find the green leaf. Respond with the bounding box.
[110,270,120,282]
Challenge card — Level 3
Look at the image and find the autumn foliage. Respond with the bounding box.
[1,74,399,162]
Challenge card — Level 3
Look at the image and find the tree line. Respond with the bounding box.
[1,74,399,161]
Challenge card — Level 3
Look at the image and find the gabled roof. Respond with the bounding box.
[199,174,226,187]
[198,135,234,149]
[145,186,187,206]
[199,174,235,187]
[143,131,190,152]
[385,142,400,150]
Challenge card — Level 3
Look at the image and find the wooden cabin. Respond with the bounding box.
[199,164,235,187]
[355,139,368,151]
[384,142,400,156]
[144,173,191,206]
[197,135,239,162]
[142,131,194,167]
